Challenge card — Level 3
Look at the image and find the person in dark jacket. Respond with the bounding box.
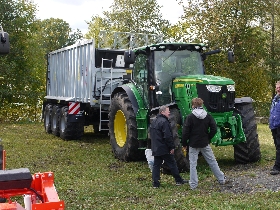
[269,81,280,175]
[150,105,187,188]
[182,98,226,190]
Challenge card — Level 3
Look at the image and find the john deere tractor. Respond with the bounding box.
[44,31,260,172]
[108,36,261,172]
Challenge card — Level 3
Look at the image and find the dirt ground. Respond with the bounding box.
[218,164,280,193]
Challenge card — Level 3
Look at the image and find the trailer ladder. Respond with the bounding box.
[99,58,113,131]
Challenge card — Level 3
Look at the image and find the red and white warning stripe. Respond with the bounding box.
[69,102,80,114]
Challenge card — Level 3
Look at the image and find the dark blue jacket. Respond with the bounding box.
[269,95,280,129]
[150,114,175,156]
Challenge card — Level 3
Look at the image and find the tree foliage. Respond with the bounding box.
[39,18,83,53]
[0,0,45,122]
[0,0,83,122]
[262,0,280,99]
[180,0,271,112]
[85,0,171,42]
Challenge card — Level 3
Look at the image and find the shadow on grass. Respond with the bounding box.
[80,131,109,144]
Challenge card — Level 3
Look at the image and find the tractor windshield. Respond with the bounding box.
[154,50,204,86]
[132,48,205,107]
[154,50,204,105]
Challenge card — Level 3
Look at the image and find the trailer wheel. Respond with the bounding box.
[59,106,84,140]
[44,104,52,133]
[162,108,189,173]
[108,92,144,161]
[51,105,61,136]
[233,103,261,163]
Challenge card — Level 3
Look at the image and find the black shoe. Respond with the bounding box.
[270,168,280,175]
[153,185,160,189]
[176,179,188,186]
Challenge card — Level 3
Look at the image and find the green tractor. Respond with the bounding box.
[109,40,261,172]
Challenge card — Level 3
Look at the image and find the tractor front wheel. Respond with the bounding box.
[233,103,261,163]
[108,92,143,161]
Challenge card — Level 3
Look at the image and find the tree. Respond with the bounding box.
[0,0,46,122]
[85,0,171,42]
[39,18,83,53]
[262,0,280,99]
[180,0,271,115]
[164,21,191,42]
[85,15,110,47]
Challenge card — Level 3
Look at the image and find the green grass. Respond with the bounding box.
[1,123,280,209]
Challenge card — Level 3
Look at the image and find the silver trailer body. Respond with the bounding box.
[45,39,130,107]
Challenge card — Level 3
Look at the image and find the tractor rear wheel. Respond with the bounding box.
[108,92,144,161]
[162,108,189,173]
[44,104,52,133]
[59,106,84,140]
[233,103,261,163]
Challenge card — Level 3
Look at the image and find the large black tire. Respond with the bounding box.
[108,92,144,161]
[51,105,61,136]
[233,103,261,163]
[162,108,189,173]
[44,104,52,133]
[59,106,84,140]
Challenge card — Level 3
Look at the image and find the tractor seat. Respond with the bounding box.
[0,168,32,190]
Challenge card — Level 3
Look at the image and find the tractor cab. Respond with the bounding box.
[124,42,233,108]
[124,43,211,108]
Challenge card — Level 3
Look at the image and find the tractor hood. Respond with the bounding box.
[173,74,234,85]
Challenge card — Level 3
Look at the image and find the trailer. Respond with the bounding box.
[43,31,162,139]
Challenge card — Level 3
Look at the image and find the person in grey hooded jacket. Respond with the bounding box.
[182,98,226,190]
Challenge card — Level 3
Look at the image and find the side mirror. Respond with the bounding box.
[228,50,234,63]
[0,32,10,55]
[124,50,135,64]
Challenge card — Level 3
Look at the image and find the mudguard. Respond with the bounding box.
[112,85,142,115]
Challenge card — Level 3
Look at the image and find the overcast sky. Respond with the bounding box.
[32,0,184,34]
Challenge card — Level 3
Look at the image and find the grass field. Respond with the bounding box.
[0,123,279,209]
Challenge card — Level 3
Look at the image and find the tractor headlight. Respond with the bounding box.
[206,85,221,92]
[227,84,235,92]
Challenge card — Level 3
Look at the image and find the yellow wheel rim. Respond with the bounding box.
[114,110,127,147]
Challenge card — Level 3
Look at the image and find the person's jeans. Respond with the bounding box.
[152,154,183,187]
[189,145,225,189]
[271,128,280,170]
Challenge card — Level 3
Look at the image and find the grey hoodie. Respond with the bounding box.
[192,107,207,119]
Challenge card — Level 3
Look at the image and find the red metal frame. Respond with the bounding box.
[0,150,65,210]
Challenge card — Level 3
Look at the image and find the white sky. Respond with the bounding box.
[32,0,184,34]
